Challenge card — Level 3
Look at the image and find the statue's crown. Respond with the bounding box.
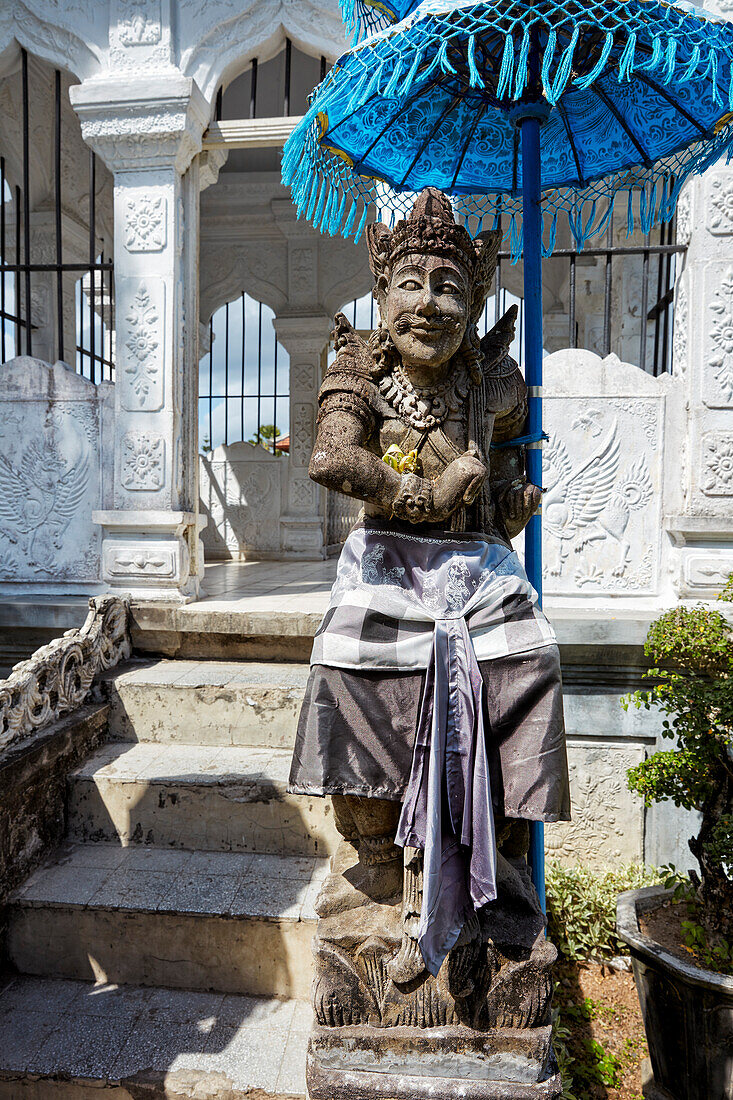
[365,188,500,322]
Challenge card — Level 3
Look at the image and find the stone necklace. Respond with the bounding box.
[378,360,471,432]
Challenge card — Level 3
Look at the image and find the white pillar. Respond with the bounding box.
[274,314,332,558]
[666,168,733,597]
[71,74,208,601]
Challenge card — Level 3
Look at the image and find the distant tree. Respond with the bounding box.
[248,424,282,454]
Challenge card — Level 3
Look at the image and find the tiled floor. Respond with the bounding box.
[190,559,336,614]
[12,844,329,922]
[0,975,309,1093]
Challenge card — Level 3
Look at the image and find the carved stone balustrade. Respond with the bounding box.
[0,595,131,752]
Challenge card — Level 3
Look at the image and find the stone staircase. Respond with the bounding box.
[0,658,338,1098]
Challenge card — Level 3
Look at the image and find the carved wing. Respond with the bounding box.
[0,452,29,520]
[330,312,374,377]
[563,422,621,529]
[544,436,573,488]
[480,305,518,369]
[54,450,90,522]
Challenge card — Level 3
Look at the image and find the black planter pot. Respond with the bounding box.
[616,885,733,1100]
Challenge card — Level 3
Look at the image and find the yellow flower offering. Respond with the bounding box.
[382,445,420,474]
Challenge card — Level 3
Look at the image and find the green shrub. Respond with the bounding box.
[625,574,733,942]
[546,861,663,961]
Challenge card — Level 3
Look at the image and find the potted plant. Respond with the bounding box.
[616,576,733,1100]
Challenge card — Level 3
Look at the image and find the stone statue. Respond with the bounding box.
[289,189,570,1098]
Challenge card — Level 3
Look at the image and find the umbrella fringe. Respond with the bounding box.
[574,31,613,90]
[542,212,558,256]
[354,203,370,242]
[627,188,635,236]
[662,39,677,85]
[595,195,615,239]
[313,180,329,228]
[343,198,359,237]
[496,32,514,99]
[385,58,405,96]
[549,26,579,103]
[618,32,637,82]
[438,40,457,75]
[308,179,324,224]
[468,34,485,89]
[399,48,425,95]
[333,189,348,235]
[541,28,557,100]
[513,28,531,99]
[635,34,661,74]
[509,213,522,262]
[680,44,702,82]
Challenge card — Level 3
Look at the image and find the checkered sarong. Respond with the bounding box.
[311,524,556,671]
[309,523,558,975]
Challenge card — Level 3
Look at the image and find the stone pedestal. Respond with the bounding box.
[307,840,561,1099]
[71,74,207,602]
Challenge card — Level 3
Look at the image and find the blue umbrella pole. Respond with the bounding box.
[519,108,546,914]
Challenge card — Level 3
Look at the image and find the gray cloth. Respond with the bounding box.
[289,643,570,822]
[396,617,497,976]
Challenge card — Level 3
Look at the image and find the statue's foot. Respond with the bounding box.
[388,932,427,985]
[343,853,403,903]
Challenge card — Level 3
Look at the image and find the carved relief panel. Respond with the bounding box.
[200,444,284,558]
[543,390,664,595]
[545,741,645,865]
[703,265,733,408]
[0,360,111,585]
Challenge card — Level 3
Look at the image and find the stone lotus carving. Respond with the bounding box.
[702,432,733,495]
[0,596,131,752]
[124,195,167,252]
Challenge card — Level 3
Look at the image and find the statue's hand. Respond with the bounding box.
[499,481,542,538]
[432,452,488,521]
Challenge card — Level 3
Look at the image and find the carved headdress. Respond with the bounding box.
[365,188,500,324]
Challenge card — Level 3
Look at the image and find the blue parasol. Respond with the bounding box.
[281,0,733,906]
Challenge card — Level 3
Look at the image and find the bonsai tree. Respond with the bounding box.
[626,576,733,949]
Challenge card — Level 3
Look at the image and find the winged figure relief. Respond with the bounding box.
[543,421,653,578]
[0,437,90,566]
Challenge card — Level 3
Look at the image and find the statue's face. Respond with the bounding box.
[381,252,469,371]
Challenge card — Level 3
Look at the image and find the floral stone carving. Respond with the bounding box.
[124,195,167,252]
[121,432,165,491]
[122,281,163,411]
[0,596,131,752]
[701,432,733,495]
[707,266,733,406]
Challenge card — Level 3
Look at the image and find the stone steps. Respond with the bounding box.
[0,973,309,1098]
[68,741,338,856]
[6,844,324,1000]
[95,659,310,748]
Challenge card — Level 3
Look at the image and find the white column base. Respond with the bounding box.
[93,510,202,603]
[280,515,326,559]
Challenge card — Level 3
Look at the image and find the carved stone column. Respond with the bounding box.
[274,314,332,558]
[665,166,733,597]
[70,73,208,601]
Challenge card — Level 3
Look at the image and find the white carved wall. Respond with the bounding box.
[542,351,674,599]
[0,356,113,592]
[200,443,284,559]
